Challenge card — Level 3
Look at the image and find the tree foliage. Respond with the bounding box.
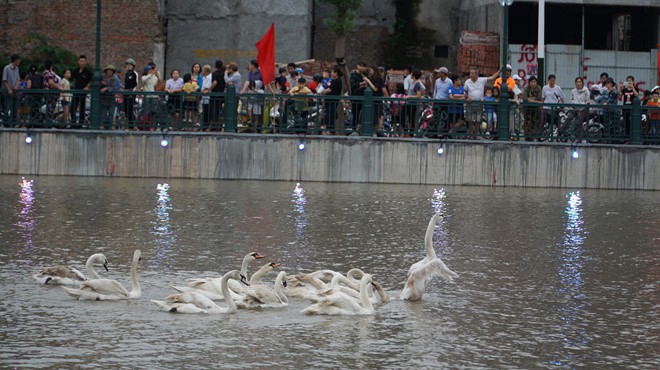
[15,33,79,74]
[319,0,362,37]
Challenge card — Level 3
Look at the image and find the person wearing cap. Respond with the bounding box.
[647,86,660,136]
[71,55,92,126]
[494,64,515,93]
[100,64,121,129]
[123,58,139,126]
[512,74,524,100]
[433,67,452,100]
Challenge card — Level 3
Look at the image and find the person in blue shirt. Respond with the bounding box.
[447,76,466,133]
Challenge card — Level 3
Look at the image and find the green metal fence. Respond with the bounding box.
[1,86,657,145]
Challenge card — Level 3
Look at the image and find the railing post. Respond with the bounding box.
[362,88,373,136]
[630,96,641,145]
[224,86,237,133]
[498,89,509,141]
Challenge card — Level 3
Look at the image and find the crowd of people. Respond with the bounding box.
[2,53,659,138]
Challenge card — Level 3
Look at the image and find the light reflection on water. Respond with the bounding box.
[14,177,36,264]
[0,176,658,368]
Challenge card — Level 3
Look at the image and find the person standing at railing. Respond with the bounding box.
[16,71,30,126]
[405,69,426,136]
[432,67,452,130]
[521,76,542,141]
[181,73,198,126]
[646,87,660,137]
[240,60,263,132]
[2,54,20,127]
[209,60,226,129]
[596,77,619,139]
[290,77,312,131]
[619,76,638,141]
[165,69,184,128]
[362,67,388,136]
[100,64,121,130]
[570,77,590,140]
[140,64,160,131]
[321,66,343,133]
[58,69,72,125]
[448,76,467,136]
[465,66,501,136]
[42,60,63,126]
[71,55,92,127]
[123,58,139,128]
[199,64,213,131]
[191,63,203,125]
[541,74,565,137]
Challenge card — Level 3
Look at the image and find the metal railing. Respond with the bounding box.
[1,86,657,145]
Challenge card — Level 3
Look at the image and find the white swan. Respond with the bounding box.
[172,261,279,301]
[400,213,458,301]
[34,253,109,286]
[308,268,365,285]
[183,252,265,295]
[152,270,249,314]
[62,250,142,300]
[307,274,390,305]
[236,271,288,309]
[302,274,377,316]
[284,272,328,298]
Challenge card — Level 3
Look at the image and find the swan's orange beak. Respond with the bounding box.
[255,253,266,259]
[270,263,281,268]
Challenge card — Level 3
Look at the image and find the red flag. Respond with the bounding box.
[255,23,276,86]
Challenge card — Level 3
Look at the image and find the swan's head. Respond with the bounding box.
[431,213,445,225]
[250,252,266,260]
[268,262,281,269]
[92,253,109,271]
[133,250,142,263]
[362,274,374,285]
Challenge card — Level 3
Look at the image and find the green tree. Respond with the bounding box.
[319,0,362,64]
[18,33,78,74]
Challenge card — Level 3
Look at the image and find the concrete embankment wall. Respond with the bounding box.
[1,130,658,190]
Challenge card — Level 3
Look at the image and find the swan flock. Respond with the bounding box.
[37,213,456,315]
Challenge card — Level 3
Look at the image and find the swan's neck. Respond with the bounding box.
[249,266,270,285]
[359,277,374,313]
[372,281,389,303]
[86,256,100,280]
[274,272,288,303]
[240,256,251,277]
[331,275,359,291]
[424,219,438,259]
[221,274,238,312]
[346,268,365,283]
[129,257,141,297]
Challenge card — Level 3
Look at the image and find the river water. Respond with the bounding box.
[0,175,657,369]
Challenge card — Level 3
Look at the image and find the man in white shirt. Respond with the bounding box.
[541,74,565,130]
[403,65,413,91]
[464,66,501,131]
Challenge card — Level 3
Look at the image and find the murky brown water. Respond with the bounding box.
[0,175,658,368]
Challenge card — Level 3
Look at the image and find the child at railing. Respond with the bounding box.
[483,87,497,134]
[17,71,30,126]
[59,69,72,125]
[182,73,198,124]
[648,87,660,136]
[248,80,265,132]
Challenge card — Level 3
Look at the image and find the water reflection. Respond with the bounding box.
[287,183,311,269]
[15,177,36,264]
[150,183,177,269]
[552,191,590,365]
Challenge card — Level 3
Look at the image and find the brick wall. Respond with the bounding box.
[1,0,161,69]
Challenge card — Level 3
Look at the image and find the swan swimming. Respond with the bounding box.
[172,262,279,301]
[302,274,377,316]
[400,213,458,301]
[153,270,249,314]
[236,270,288,309]
[34,253,109,286]
[307,273,390,305]
[62,250,142,300]
[184,252,265,296]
